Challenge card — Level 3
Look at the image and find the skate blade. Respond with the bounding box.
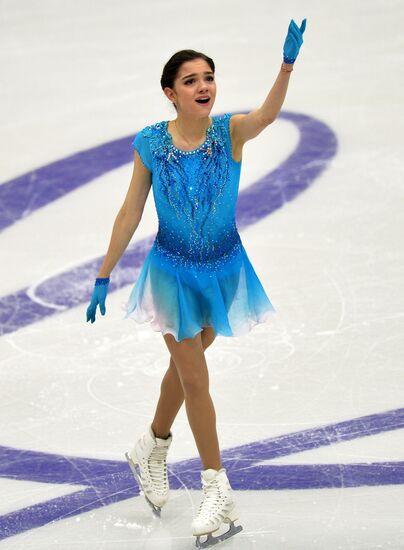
[124,452,161,517]
[195,521,243,548]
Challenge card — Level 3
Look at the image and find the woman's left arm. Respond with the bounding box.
[231,18,307,145]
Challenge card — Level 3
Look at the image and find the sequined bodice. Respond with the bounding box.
[136,113,242,270]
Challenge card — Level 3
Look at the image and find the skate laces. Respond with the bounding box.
[197,478,225,520]
[146,445,168,493]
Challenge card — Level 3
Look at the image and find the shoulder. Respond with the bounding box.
[139,120,166,138]
[213,112,231,127]
[132,120,166,153]
[212,113,233,141]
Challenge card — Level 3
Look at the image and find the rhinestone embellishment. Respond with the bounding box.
[138,114,238,269]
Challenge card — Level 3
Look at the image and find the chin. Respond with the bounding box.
[197,105,214,116]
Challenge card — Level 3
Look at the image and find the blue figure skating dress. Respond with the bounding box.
[123,112,275,341]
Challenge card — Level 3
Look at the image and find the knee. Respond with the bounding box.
[181,370,208,397]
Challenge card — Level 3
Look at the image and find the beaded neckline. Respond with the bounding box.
[164,118,214,155]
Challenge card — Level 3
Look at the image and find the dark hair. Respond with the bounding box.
[160,49,215,111]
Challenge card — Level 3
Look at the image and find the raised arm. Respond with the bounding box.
[231,18,307,147]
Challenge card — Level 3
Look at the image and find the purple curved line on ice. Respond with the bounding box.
[0,407,403,540]
[0,111,337,335]
[0,137,131,232]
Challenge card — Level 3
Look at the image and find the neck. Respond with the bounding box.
[174,114,212,142]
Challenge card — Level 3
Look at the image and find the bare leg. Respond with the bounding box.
[150,357,183,439]
[161,328,222,471]
[151,327,216,440]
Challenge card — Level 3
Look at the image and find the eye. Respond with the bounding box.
[184,76,215,85]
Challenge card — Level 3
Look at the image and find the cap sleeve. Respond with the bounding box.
[131,130,153,172]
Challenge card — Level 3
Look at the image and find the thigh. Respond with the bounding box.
[163,331,209,393]
[201,326,216,350]
[167,328,215,386]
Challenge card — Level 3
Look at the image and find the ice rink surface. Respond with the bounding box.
[1,0,403,548]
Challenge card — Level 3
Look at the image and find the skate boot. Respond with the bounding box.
[125,424,172,516]
[191,467,243,548]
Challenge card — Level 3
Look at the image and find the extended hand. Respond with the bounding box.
[86,277,110,323]
[283,18,307,64]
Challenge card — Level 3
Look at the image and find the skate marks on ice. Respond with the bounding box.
[0,109,339,542]
[0,111,337,335]
[0,406,403,540]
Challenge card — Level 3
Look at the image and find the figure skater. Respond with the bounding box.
[86,18,306,548]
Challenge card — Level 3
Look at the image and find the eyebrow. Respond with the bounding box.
[181,71,214,80]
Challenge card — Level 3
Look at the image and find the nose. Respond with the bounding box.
[199,79,211,92]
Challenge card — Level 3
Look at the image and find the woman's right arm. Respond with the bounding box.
[97,150,152,278]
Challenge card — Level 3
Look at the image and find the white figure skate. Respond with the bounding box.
[125,424,172,517]
[192,468,243,548]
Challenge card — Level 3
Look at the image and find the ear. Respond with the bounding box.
[163,87,176,104]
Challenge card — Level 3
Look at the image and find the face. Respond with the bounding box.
[164,58,216,117]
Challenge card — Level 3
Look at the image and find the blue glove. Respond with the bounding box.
[283,18,307,64]
[86,277,110,323]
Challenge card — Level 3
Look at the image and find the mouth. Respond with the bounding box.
[195,97,211,106]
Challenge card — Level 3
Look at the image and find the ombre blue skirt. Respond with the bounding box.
[123,239,276,342]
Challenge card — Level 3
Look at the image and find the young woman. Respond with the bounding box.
[86,18,306,548]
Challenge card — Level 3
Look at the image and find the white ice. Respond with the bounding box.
[0,0,403,548]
